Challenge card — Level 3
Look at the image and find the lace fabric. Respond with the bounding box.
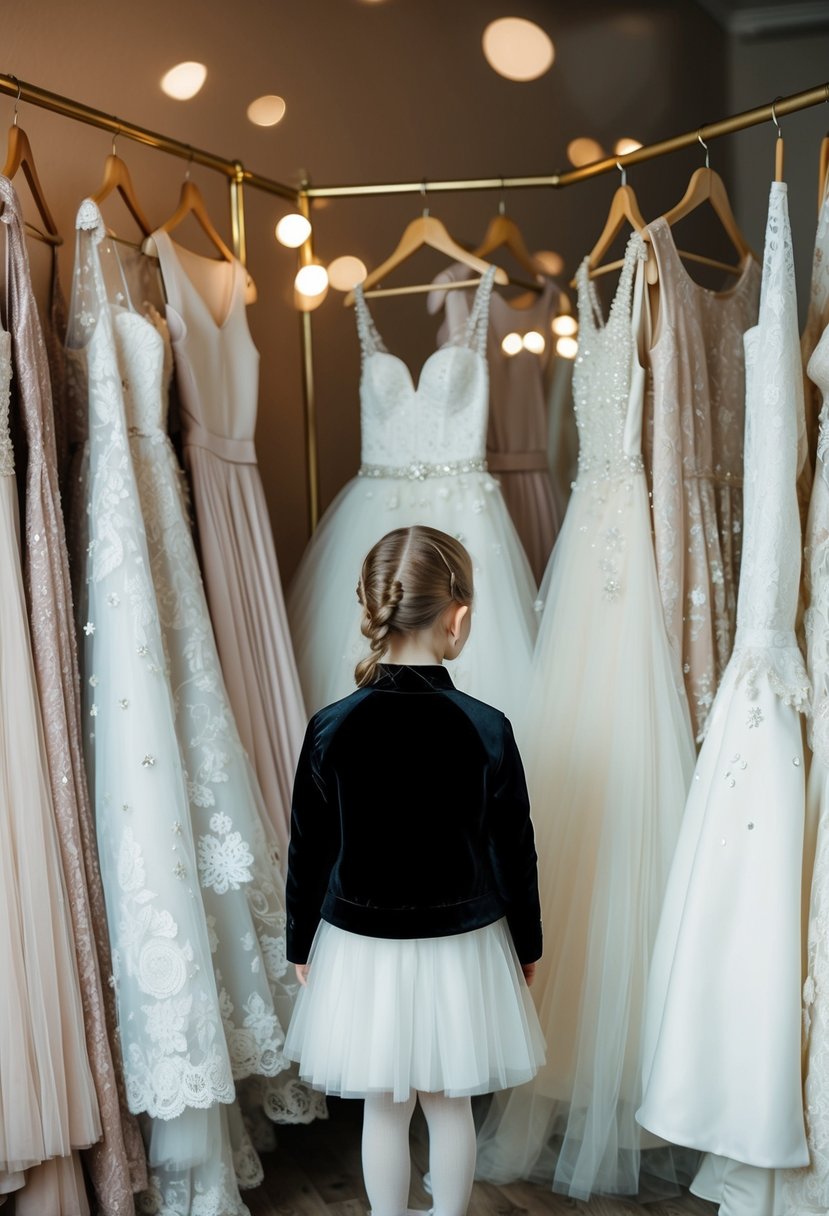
[69,199,324,1210]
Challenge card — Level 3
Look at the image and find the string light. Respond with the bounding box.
[567,137,604,167]
[556,336,579,359]
[160,62,207,101]
[328,255,368,291]
[552,315,578,337]
[533,250,564,276]
[482,18,554,82]
[614,137,642,156]
[501,332,524,357]
[294,264,329,298]
[276,214,312,247]
[522,330,546,354]
[247,95,286,126]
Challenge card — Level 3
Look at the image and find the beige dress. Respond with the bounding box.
[152,230,305,865]
[644,219,760,740]
[1,178,146,1213]
[0,262,101,1212]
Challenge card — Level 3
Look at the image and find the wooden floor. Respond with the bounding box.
[248,1098,717,1216]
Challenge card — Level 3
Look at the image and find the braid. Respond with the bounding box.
[355,572,405,687]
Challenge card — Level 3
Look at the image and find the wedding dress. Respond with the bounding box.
[287,267,537,731]
[67,199,323,1215]
[475,234,697,1200]
[636,183,810,1200]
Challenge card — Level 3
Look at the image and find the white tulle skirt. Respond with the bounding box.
[475,471,697,1200]
[284,919,546,1102]
[287,469,538,735]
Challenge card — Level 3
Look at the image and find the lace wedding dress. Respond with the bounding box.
[287,267,537,731]
[475,235,697,1201]
[67,200,324,1216]
[636,184,810,1203]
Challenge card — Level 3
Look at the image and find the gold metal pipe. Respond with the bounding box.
[229,161,247,264]
[304,174,560,199]
[296,187,320,533]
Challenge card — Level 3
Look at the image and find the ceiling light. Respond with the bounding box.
[522,330,546,355]
[556,336,579,359]
[501,332,523,357]
[276,214,312,247]
[482,18,554,82]
[614,137,642,156]
[552,314,578,337]
[295,264,329,298]
[328,255,368,291]
[160,62,207,101]
[567,137,604,168]
[247,95,287,127]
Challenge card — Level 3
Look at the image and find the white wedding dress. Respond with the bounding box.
[67,200,324,1216]
[287,267,537,729]
[636,183,810,1210]
[475,234,697,1201]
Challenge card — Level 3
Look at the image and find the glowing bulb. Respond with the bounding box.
[247,95,287,126]
[501,332,523,357]
[522,330,546,355]
[482,18,554,82]
[328,255,368,292]
[556,336,579,359]
[614,137,642,156]
[276,214,312,248]
[295,264,329,298]
[160,62,207,101]
[533,249,564,276]
[567,137,604,167]
[552,314,578,337]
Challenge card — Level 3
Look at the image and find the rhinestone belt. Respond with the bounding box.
[358,457,488,481]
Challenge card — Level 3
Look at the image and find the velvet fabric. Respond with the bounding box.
[286,663,543,965]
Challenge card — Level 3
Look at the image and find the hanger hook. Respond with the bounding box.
[10,76,21,127]
[771,97,783,139]
[697,130,710,169]
[498,176,506,217]
[111,123,121,157]
[184,146,194,182]
[421,177,429,219]
[616,160,627,188]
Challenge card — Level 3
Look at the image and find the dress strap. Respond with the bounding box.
[462,264,496,356]
[353,283,387,360]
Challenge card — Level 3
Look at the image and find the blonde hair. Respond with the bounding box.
[354,526,474,687]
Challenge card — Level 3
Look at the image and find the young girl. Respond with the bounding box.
[284,524,545,1216]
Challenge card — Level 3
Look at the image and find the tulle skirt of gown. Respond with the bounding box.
[0,475,101,1203]
[288,469,538,729]
[475,471,697,1200]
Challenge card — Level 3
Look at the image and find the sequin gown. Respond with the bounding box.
[476,234,697,1201]
[67,199,324,1216]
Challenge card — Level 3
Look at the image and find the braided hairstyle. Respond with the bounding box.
[354,525,474,687]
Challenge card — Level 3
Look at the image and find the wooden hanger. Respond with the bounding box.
[818,132,829,214]
[91,135,152,238]
[344,197,508,306]
[573,166,650,287]
[2,104,62,246]
[661,135,754,273]
[144,176,233,262]
[772,99,785,184]
[474,201,544,294]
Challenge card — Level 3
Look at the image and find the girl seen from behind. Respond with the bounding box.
[284,524,545,1216]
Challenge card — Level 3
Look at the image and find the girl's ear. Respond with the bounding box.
[447,602,469,642]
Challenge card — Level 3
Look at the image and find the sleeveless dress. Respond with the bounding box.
[636,184,810,1191]
[475,235,697,1201]
[67,200,324,1216]
[644,220,760,740]
[150,230,305,866]
[0,242,102,1209]
[287,267,537,731]
[427,263,561,582]
[0,176,145,1215]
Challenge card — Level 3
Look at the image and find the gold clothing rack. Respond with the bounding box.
[0,73,827,532]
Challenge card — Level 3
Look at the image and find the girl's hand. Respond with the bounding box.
[296,963,310,986]
[522,962,537,987]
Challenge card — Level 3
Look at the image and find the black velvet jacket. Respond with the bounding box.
[286,664,543,966]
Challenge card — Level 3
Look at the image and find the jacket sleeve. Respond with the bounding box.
[286,715,339,964]
[487,716,543,966]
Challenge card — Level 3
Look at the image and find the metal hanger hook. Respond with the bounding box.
[616,160,627,188]
[771,97,783,139]
[421,178,429,219]
[10,76,21,127]
[698,131,710,169]
[184,146,194,182]
[111,124,121,156]
[498,176,506,217]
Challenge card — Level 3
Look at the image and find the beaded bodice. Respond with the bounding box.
[354,266,494,475]
[0,330,11,476]
[572,234,647,487]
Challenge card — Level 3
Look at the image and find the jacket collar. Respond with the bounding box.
[373,664,455,692]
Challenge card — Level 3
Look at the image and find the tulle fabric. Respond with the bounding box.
[0,455,101,1190]
[475,472,697,1200]
[288,470,538,735]
[285,920,545,1103]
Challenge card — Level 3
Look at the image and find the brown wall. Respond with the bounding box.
[4,0,784,589]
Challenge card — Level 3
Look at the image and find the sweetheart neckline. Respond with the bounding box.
[362,345,484,398]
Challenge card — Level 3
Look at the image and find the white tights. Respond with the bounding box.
[361,1091,476,1216]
